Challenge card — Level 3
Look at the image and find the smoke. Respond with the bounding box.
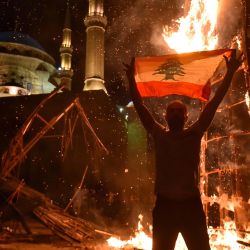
[105,0,183,73]
[150,23,171,55]
[71,188,110,227]
[217,0,243,48]
[105,0,243,93]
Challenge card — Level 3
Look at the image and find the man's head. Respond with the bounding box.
[165,100,187,131]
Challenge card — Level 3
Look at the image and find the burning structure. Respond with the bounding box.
[107,0,250,249]
[0,0,250,249]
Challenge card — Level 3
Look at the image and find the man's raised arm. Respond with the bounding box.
[195,50,244,133]
[124,58,158,134]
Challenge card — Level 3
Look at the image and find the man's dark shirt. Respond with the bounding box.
[152,123,204,199]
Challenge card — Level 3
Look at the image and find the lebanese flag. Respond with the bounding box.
[135,49,232,101]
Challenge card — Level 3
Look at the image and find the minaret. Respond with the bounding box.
[59,3,73,90]
[84,0,107,92]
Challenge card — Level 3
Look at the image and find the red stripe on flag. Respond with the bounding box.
[137,81,210,101]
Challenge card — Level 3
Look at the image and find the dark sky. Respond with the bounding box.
[0,0,183,101]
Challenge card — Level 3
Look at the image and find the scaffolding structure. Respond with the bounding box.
[0,85,111,243]
[199,0,250,234]
[200,97,250,225]
[1,85,108,178]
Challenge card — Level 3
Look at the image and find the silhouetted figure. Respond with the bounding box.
[124,50,243,250]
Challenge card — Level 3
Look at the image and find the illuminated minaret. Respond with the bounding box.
[59,3,73,90]
[84,0,107,92]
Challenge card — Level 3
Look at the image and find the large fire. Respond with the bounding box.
[106,0,249,249]
[162,0,219,53]
[107,214,250,249]
[107,214,187,250]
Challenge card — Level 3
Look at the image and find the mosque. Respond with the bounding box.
[0,0,132,224]
[0,0,106,97]
[0,31,56,96]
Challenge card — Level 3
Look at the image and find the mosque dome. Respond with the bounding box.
[0,32,56,96]
[0,31,55,66]
[0,32,45,51]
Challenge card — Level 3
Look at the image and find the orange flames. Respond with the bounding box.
[107,215,250,249]
[106,1,249,249]
[106,215,189,249]
[162,0,219,53]
[107,214,152,250]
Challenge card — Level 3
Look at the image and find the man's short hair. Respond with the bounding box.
[166,100,187,114]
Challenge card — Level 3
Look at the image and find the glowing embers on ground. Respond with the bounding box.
[107,214,250,249]
[162,0,219,53]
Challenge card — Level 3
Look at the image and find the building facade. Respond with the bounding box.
[0,32,57,97]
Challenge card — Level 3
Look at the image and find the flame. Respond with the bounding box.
[232,35,242,51]
[107,214,152,250]
[209,221,250,250]
[245,91,250,115]
[107,215,250,249]
[107,214,188,249]
[162,0,219,53]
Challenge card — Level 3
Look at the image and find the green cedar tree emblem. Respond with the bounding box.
[153,59,185,81]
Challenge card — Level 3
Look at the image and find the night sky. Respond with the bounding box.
[0,0,184,102]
